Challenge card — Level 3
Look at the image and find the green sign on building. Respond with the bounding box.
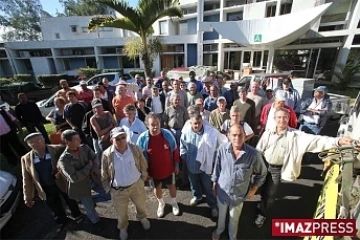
[254,34,262,43]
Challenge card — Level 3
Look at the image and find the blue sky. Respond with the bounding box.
[39,0,138,15]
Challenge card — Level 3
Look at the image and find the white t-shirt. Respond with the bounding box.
[151,96,163,114]
[265,106,277,131]
[221,119,253,136]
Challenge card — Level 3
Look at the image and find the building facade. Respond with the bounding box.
[1,0,360,79]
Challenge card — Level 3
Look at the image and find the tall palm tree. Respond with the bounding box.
[88,0,183,77]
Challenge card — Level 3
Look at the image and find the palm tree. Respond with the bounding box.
[88,0,183,77]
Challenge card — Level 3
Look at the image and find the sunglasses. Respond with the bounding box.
[115,136,126,141]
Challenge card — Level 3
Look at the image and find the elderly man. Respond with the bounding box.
[102,77,116,95]
[155,70,169,90]
[254,107,357,228]
[259,92,297,132]
[195,98,210,121]
[137,113,180,218]
[299,86,332,135]
[113,81,135,123]
[101,127,150,240]
[200,77,212,99]
[218,76,228,96]
[163,93,189,145]
[221,105,254,141]
[165,79,188,108]
[120,104,147,143]
[233,87,256,130]
[247,81,266,133]
[21,132,82,232]
[58,130,101,224]
[187,70,203,92]
[265,87,275,104]
[187,82,203,106]
[223,82,239,109]
[274,78,301,115]
[181,113,228,218]
[204,86,219,112]
[15,92,51,144]
[212,124,267,240]
[209,96,230,132]
[78,80,93,104]
[145,86,165,116]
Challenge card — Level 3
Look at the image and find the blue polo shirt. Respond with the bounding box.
[33,149,56,187]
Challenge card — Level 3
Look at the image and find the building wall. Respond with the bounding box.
[30,58,53,76]
[69,58,86,69]
[187,18,198,34]
[203,14,220,40]
[0,60,13,77]
[103,56,119,69]
[243,1,267,20]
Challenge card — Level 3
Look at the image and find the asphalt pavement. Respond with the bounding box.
[1,153,324,240]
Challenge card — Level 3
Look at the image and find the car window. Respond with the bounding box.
[238,76,252,85]
[87,76,101,86]
[121,74,132,81]
[45,94,56,108]
[102,74,115,82]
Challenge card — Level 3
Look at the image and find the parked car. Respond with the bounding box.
[224,73,291,89]
[0,82,59,106]
[0,170,21,230]
[36,72,137,117]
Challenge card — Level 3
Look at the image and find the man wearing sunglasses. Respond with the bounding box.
[101,127,150,240]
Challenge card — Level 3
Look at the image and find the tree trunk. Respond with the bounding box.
[141,35,153,78]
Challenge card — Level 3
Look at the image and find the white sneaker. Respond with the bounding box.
[189,197,201,206]
[140,218,151,230]
[119,229,128,240]
[254,214,266,228]
[172,202,180,216]
[157,203,165,218]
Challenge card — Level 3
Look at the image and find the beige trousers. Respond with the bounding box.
[111,178,147,230]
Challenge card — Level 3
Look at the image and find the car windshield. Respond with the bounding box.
[238,76,252,84]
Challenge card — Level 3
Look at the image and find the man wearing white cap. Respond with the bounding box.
[259,92,297,133]
[78,80,93,104]
[102,127,150,240]
[209,96,230,132]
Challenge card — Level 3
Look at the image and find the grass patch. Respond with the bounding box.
[0,123,56,175]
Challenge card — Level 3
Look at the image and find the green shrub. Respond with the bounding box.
[37,74,68,88]
[78,68,102,79]
[102,68,124,74]
[14,74,33,82]
[129,69,155,78]
[0,77,14,85]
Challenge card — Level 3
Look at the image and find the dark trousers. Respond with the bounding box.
[26,123,51,144]
[0,130,28,165]
[258,164,282,217]
[43,185,82,225]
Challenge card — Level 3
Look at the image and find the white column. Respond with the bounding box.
[50,48,64,73]
[240,51,244,74]
[250,50,254,67]
[217,0,225,70]
[184,44,188,67]
[266,47,275,73]
[335,0,360,67]
[275,0,281,16]
[197,0,204,66]
[4,48,17,75]
[94,46,104,69]
[260,50,264,69]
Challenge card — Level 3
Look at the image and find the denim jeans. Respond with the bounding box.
[80,195,100,224]
[188,171,217,209]
[299,122,321,135]
[90,179,111,202]
[258,164,282,217]
[214,198,244,240]
[92,138,102,160]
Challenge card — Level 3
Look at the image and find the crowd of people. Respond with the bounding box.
[0,70,358,240]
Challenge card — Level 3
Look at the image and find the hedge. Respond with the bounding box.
[14,74,33,82]
[78,68,102,79]
[0,77,14,85]
[37,74,68,88]
[129,69,155,78]
[102,68,124,74]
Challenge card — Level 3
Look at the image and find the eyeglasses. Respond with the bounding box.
[115,136,126,141]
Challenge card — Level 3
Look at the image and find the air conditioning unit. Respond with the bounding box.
[175,46,184,52]
[116,48,123,54]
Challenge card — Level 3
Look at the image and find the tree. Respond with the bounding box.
[88,0,183,77]
[0,0,42,41]
[333,61,360,90]
[59,0,112,16]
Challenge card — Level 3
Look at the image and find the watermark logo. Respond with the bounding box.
[272,219,357,237]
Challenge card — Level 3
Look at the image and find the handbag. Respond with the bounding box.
[49,130,63,144]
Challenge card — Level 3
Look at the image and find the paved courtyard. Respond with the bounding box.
[1,153,324,240]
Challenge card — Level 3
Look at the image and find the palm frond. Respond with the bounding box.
[138,0,183,31]
[123,36,165,61]
[96,0,142,27]
[148,36,165,59]
[88,16,138,33]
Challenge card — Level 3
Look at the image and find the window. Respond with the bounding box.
[227,12,243,21]
[82,27,88,33]
[55,33,60,39]
[86,57,97,68]
[159,21,168,35]
[266,5,276,17]
[179,21,188,35]
[63,59,71,70]
[253,51,262,67]
[280,2,292,15]
[121,56,140,68]
[353,35,360,45]
[70,25,78,33]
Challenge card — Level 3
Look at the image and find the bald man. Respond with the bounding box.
[212,124,267,240]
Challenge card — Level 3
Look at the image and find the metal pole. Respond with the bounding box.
[313,48,321,79]
[305,49,313,78]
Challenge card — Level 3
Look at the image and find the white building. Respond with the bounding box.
[1,0,360,79]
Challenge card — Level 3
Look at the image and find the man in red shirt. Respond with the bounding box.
[136,113,180,218]
[78,80,94,104]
